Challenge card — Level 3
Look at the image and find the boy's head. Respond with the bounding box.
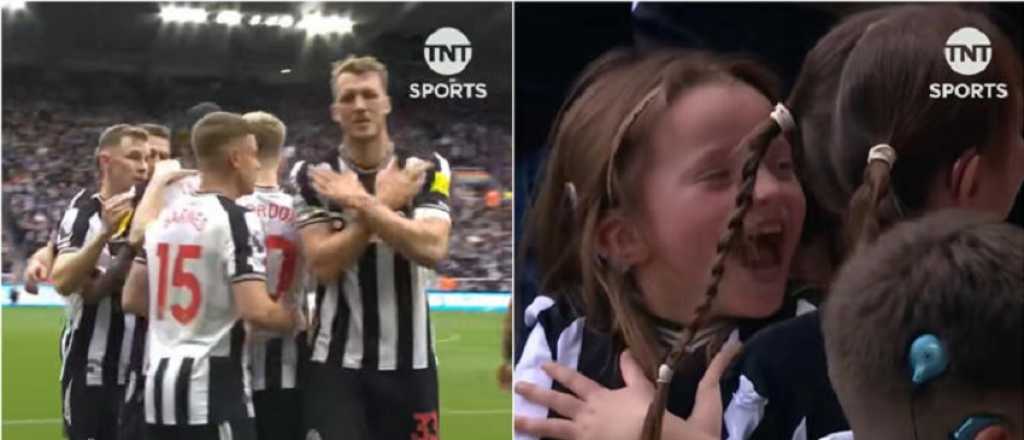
[823,209,1023,440]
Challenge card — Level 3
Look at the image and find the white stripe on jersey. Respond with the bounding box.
[412,266,430,369]
[513,296,585,440]
[281,337,298,389]
[159,357,181,424]
[311,283,338,363]
[85,298,112,386]
[118,314,136,384]
[377,245,398,370]
[342,270,364,369]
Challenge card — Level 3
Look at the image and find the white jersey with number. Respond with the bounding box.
[236,185,307,391]
[137,191,266,425]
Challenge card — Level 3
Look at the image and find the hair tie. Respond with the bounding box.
[867,144,897,168]
[770,103,796,133]
[656,364,674,384]
[564,182,579,211]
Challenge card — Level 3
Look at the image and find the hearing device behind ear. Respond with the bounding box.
[907,333,1006,440]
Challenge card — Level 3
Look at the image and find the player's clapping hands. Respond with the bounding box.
[100,191,135,238]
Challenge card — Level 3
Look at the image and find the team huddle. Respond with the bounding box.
[23,56,453,440]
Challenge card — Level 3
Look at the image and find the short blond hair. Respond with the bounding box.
[242,111,286,161]
[330,55,389,99]
[190,112,251,168]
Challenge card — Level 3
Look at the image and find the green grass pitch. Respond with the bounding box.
[2,308,511,439]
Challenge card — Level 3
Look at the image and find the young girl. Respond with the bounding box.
[519,5,1024,440]
[513,48,809,439]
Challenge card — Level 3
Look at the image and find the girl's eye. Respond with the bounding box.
[699,168,733,183]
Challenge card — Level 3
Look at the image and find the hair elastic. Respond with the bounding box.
[564,181,579,211]
[656,364,674,384]
[770,103,796,133]
[867,144,897,168]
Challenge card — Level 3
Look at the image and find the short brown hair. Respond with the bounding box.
[190,112,252,168]
[97,124,148,150]
[330,55,389,99]
[824,210,1023,410]
[241,111,286,161]
[138,123,171,140]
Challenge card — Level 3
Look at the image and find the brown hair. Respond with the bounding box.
[786,5,1022,259]
[823,209,1022,418]
[190,112,252,169]
[640,6,1024,437]
[95,124,148,177]
[521,48,782,437]
[138,123,171,140]
[330,55,389,100]
[97,124,149,150]
[242,111,287,161]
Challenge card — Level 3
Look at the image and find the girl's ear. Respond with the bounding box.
[950,147,982,208]
[596,210,650,271]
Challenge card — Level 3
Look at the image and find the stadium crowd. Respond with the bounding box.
[2,67,512,289]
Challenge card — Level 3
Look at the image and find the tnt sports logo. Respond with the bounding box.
[424,27,472,76]
[930,27,1007,99]
[409,27,488,99]
[944,27,992,76]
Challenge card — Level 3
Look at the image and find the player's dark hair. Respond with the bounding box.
[522,48,782,406]
[138,123,171,140]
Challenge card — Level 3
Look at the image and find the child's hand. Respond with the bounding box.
[513,339,742,440]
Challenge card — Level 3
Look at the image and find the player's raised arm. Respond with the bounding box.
[354,155,452,267]
[293,161,373,282]
[128,161,198,249]
[51,192,133,300]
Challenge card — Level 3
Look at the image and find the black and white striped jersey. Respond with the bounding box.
[513,288,818,440]
[137,192,266,425]
[292,148,452,371]
[126,177,198,391]
[719,311,850,440]
[55,189,138,388]
[237,185,307,391]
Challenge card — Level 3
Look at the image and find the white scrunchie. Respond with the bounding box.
[867,144,897,167]
[770,103,796,133]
